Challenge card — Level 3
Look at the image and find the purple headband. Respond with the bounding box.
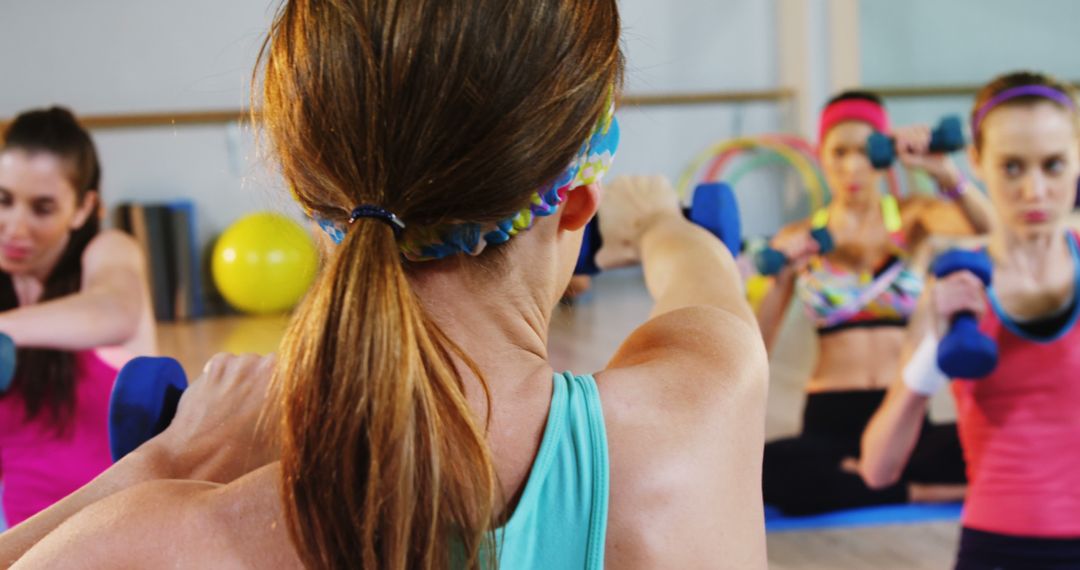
[972,85,1075,134]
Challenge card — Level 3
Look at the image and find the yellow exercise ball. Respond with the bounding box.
[211,212,318,315]
[745,274,772,312]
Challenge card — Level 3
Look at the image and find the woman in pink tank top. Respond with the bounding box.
[860,71,1080,569]
[0,108,154,527]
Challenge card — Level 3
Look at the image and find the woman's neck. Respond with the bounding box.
[408,250,558,400]
[994,223,1073,283]
[12,233,70,304]
[10,274,43,306]
[830,192,882,230]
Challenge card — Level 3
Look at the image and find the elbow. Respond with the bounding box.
[115,306,142,344]
[859,456,903,490]
[99,295,143,345]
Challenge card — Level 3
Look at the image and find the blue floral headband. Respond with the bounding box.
[315,101,620,261]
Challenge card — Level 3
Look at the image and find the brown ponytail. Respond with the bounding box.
[275,218,496,567]
[259,0,622,566]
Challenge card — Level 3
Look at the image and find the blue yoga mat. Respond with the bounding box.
[765,502,963,533]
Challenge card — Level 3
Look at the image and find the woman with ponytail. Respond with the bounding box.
[0,107,154,526]
[3,1,766,568]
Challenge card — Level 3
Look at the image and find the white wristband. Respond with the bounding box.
[902,334,950,396]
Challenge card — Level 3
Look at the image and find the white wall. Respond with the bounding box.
[0,0,288,246]
[616,0,801,236]
[1,0,810,246]
[860,0,1080,134]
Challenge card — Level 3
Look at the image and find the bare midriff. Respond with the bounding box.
[806,326,906,393]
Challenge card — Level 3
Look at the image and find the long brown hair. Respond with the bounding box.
[0,107,101,432]
[258,0,622,567]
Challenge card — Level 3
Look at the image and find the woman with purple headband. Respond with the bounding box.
[861,71,1080,569]
[0,1,767,568]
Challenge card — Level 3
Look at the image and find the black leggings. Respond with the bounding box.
[955,527,1080,570]
[763,390,967,515]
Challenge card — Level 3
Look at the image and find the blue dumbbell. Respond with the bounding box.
[0,332,16,393]
[574,181,743,275]
[574,216,604,275]
[108,356,188,462]
[753,227,835,276]
[932,249,998,379]
[867,116,965,170]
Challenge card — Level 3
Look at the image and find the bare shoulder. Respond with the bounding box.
[13,479,221,569]
[13,466,299,569]
[82,229,145,270]
[199,464,302,568]
[898,193,937,211]
[775,218,814,240]
[596,307,768,568]
[901,194,975,236]
[84,228,143,256]
[601,305,765,410]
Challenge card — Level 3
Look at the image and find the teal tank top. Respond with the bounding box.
[457,371,610,569]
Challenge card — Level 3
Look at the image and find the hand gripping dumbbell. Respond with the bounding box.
[932,249,998,379]
[574,181,743,275]
[753,227,835,276]
[867,116,965,170]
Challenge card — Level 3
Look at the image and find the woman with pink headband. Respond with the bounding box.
[862,71,1080,569]
[759,91,992,515]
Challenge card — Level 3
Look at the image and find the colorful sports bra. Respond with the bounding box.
[796,195,923,335]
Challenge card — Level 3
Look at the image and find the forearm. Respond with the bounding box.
[0,445,175,567]
[754,271,796,352]
[954,183,993,234]
[640,213,748,320]
[859,387,929,489]
[0,288,141,351]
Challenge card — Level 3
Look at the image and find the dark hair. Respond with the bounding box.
[825,90,885,110]
[972,71,1080,151]
[0,106,102,431]
[259,0,622,567]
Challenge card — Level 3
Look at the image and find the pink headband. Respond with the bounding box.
[818,99,890,145]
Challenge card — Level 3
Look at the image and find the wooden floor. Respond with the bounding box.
[157,268,958,569]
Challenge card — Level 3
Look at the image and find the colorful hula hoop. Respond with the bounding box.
[677,136,827,211]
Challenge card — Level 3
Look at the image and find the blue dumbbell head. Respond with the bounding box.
[0,332,15,394]
[867,132,896,170]
[689,182,742,256]
[809,227,835,255]
[933,248,997,379]
[108,356,189,462]
[930,116,965,154]
[573,217,603,276]
[937,317,999,378]
[932,248,992,285]
[754,248,787,276]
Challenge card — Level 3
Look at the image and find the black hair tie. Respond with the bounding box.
[349,205,406,238]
